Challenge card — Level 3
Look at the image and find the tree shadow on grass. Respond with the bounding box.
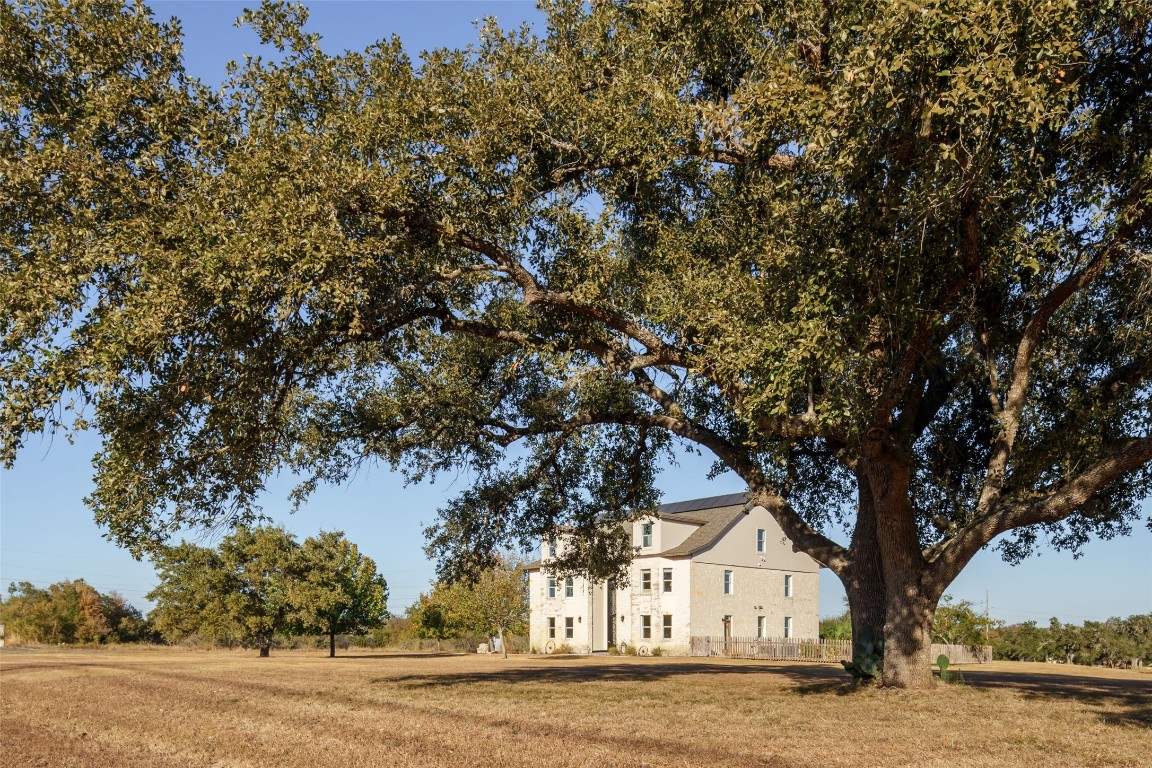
[960,668,1152,729]
[371,657,1152,726]
[381,658,850,689]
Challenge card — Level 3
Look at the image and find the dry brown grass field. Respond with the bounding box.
[2,646,1149,768]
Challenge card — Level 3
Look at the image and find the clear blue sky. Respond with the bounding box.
[1,1,1149,624]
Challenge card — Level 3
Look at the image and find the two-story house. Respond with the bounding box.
[525,493,821,655]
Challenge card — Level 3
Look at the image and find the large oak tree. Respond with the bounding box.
[2,0,1150,686]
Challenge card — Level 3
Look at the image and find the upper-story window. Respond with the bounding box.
[723,570,733,595]
[565,577,574,597]
[784,574,793,598]
[756,528,765,553]
[640,569,652,592]
[548,540,557,558]
[641,523,653,548]
[662,568,673,592]
[547,577,556,598]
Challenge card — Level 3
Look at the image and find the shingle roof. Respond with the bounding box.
[521,492,752,569]
[659,500,748,557]
[657,492,749,515]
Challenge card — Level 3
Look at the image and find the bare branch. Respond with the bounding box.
[976,239,1128,515]
[931,435,1152,584]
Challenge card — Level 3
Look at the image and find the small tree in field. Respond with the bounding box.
[149,526,302,656]
[407,594,455,652]
[440,560,529,659]
[930,596,1001,650]
[291,531,389,657]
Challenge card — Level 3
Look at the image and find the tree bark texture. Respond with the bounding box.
[329,631,336,658]
[846,449,947,688]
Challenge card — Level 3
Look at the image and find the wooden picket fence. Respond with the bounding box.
[690,636,852,662]
[930,643,992,664]
[690,636,992,664]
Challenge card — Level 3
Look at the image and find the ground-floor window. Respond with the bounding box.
[784,616,792,639]
[565,617,574,639]
[641,614,651,639]
[757,616,766,638]
[662,614,672,640]
[548,617,556,639]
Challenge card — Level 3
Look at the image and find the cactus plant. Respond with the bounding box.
[841,628,884,683]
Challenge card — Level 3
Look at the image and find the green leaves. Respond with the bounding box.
[146,526,387,654]
[2,1,1150,603]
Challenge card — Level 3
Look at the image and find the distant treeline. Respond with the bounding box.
[0,580,152,644]
[993,616,1152,667]
[821,601,1151,668]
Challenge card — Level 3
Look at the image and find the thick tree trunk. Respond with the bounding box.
[847,449,945,689]
[844,472,886,657]
[329,631,336,658]
[498,627,507,659]
[259,645,270,658]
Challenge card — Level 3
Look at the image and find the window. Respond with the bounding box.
[548,540,556,558]
[784,574,793,598]
[641,614,651,639]
[784,616,792,639]
[640,569,652,592]
[723,570,733,595]
[662,614,673,640]
[641,523,653,548]
[757,616,766,638]
[662,568,673,592]
[565,617,574,639]
[756,528,765,553]
[548,617,556,639]
[547,577,556,598]
[565,577,574,597]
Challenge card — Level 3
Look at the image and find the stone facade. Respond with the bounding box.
[526,494,821,655]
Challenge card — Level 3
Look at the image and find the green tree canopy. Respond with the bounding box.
[148,525,302,656]
[0,579,145,644]
[929,595,1001,649]
[408,559,528,657]
[2,0,1150,686]
[290,530,389,657]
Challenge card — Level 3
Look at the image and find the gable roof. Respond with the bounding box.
[658,495,749,558]
[657,492,749,516]
[521,492,753,570]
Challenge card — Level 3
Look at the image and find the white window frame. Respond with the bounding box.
[641,614,651,640]
[548,540,557,558]
[784,574,793,598]
[547,617,556,639]
[757,616,766,638]
[565,617,574,639]
[784,616,792,639]
[641,523,653,548]
[640,569,652,592]
[662,568,672,592]
[662,614,673,640]
[565,577,574,597]
[756,528,765,553]
[547,577,556,598]
[723,570,733,595]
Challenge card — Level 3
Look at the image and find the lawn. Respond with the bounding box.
[1,647,1148,767]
